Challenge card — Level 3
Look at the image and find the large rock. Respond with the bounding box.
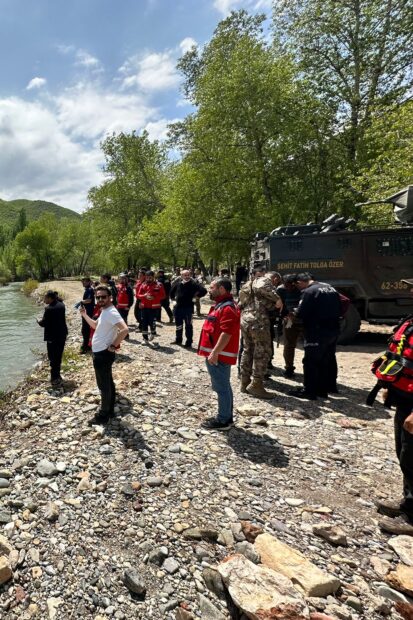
[0,556,12,585]
[312,524,348,547]
[389,536,413,566]
[386,564,413,597]
[254,533,340,597]
[0,535,13,556]
[217,553,309,619]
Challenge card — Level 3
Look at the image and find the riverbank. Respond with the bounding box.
[0,280,409,619]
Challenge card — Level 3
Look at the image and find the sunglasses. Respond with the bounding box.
[96,295,109,299]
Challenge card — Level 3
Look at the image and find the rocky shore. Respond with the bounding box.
[0,280,411,619]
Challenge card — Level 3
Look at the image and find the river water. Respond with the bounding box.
[0,282,45,391]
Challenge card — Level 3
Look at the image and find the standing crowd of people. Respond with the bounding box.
[36,269,413,530]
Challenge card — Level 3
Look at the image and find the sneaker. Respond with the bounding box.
[379,516,413,536]
[201,417,234,431]
[376,498,410,519]
[148,333,155,341]
[288,388,317,400]
[142,340,149,345]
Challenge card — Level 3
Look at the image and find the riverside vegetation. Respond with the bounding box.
[0,281,412,619]
[1,2,413,282]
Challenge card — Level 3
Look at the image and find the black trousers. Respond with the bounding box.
[92,350,116,417]
[302,329,338,396]
[134,300,142,329]
[157,298,173,322]
[81,317,91,351]
[395,401,413,510]
[141,308,157,340]
[47,339,66,381]
[174,305,193,344]
[118,308,129,323]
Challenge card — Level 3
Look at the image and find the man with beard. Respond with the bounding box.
[170,269,207,348]
[198,278,240,430]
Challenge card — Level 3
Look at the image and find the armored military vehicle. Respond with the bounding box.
[251,186,413,343]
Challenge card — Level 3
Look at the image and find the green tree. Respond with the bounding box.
[88,131,168,268]
[14,214,60,279]
[273,0,413,179]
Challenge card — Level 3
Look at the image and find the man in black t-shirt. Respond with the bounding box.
[170,270,207,347]
[80,277,95,353]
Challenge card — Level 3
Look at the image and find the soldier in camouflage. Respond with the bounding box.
[239,267,281,399]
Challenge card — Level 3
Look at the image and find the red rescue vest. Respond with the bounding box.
[198,298,240,365]
[367,317,413,405]
[117,285,130,309]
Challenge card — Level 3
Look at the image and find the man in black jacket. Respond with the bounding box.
[37,290,68,386]
[288,273,341,400]
[170,269,207,347]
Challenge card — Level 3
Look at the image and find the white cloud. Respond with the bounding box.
[145,117,180,141]
[26,77,47,90]
[55,84,156,141]
[0,98,101,212]
[75,49,101,70]
[179,37,197,54]
[120,51,180,92]
[213,0,271,15]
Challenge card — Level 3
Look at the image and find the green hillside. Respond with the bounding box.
[0,198,80,227]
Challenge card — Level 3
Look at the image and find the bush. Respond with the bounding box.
[21,279,39,296]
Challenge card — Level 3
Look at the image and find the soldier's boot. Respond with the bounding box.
[246,378,275,400]
[240,377,250,393]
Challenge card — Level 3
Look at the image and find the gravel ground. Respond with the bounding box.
[0,280,408,620]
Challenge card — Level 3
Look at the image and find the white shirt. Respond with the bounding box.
[92,306,122,353]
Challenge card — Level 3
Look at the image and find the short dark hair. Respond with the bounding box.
[296,272,312,282]
[146,270,154,277]
[81,276,91,282]
[96,285,111,296]
[101,273,111,281]
[45,290,59,300]
[284,273,298,284]
[214,277,232,292]
[252,266,265,275]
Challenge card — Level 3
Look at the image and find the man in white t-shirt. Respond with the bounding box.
[80,285,128,424]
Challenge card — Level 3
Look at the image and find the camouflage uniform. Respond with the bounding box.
[239,277,280,382]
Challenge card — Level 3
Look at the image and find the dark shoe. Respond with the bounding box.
[183,342,193,349]
[51,378,63,387]
[283,368,296,378]
[88,414,109,426]
[170,340,182,345]
[379,516,413,535]
[376,498,410,519]
[317,392,329,399]
[201,417,234,431]
[288,388,317,400]
[79,348,89,354]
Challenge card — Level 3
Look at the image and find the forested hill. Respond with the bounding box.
[0,198,80,226]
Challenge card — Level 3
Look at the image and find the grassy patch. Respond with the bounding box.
[22,279,39,296]
[61,346,83,373]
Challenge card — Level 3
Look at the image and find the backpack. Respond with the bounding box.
[366,316,413,406]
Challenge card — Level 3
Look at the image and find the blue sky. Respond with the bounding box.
[0,0,271,212]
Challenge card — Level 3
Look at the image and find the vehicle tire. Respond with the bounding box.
[338,304,361,345]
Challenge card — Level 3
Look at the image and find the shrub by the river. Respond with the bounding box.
[22,279,39,296]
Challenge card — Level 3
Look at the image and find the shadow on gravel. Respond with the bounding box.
[104,395,152,455]
[264,377,390,421]
[227,427,289,468]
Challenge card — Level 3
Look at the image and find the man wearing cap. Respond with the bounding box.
[288,273,341,400]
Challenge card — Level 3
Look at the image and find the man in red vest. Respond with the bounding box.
[198,277,240,430]
[137,270,165,343]
[116,273,134,330]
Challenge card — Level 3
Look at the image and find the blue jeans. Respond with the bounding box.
[205,360,233,423]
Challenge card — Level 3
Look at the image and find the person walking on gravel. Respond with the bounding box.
[80,285,128,424]
[198,278,240,430]
[170,269,207,348]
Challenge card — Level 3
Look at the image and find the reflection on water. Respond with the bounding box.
[0,282,45,391]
